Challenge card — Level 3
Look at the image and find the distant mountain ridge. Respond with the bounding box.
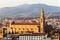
[0,4,60,18]
[47,11,60,19]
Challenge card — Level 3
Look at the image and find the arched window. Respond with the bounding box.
[31,28,33,30]
[19,28,20,30]
[21,31,24,34]
[23,28,24,30]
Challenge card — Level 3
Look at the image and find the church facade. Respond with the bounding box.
[6,8,45,34]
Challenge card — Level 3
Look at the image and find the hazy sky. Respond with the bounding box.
[0,0,60,8]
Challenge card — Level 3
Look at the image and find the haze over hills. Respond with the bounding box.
[0,4,60,18]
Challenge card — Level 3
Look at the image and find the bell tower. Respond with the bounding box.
[40,8,45,33]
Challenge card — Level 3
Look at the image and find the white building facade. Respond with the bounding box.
[19,33,51,40]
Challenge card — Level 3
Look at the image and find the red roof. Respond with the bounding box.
[12,23,40,25]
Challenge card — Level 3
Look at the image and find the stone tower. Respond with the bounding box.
[40,8,45,33]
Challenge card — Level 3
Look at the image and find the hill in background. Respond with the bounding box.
[0,4,60,18]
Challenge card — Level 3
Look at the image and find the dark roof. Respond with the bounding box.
[19,33,46,36]
[8,33,46,38]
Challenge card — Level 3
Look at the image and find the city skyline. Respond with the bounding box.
[0,0,60,40]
